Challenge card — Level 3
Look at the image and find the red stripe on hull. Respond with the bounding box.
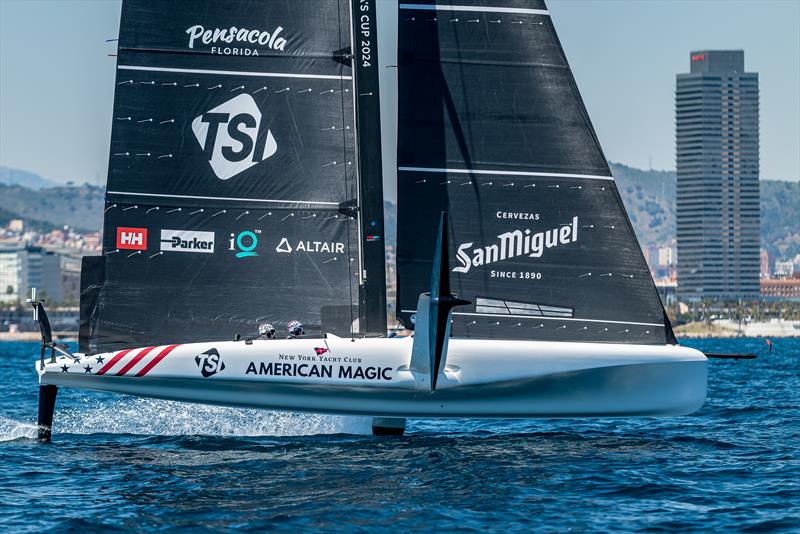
[95,349,135,375]
[116,346,157,376]
[136,344,180,377]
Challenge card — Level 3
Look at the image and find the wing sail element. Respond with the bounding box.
[81,0,375,352]
[395,0,674,345]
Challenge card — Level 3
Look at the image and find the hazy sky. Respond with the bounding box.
[1,0,798,186]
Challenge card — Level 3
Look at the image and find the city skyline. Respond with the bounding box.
[0,0,798,193]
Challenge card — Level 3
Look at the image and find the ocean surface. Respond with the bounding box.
[1,338,798,532]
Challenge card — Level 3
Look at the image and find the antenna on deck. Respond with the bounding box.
[28,287,39,322]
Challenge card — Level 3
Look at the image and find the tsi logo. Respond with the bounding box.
[116,227,147,250]
[160,230,215,253]
[229,230,260,258]
[191,94,277,180]
[194,348,225,378]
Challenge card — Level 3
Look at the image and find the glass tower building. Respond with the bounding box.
[675,50,760,300]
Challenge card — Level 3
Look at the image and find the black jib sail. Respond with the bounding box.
[81,0,385,352]
[395,0,675,345]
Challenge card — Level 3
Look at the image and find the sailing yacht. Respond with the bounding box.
[33,0,707,440]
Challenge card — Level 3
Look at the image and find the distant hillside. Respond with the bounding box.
[0,184,104,232]
[610,162,676,248]
[0,166,57,190]
[611,162,799,261]
[761,180,800,261]
[0,205,64,234]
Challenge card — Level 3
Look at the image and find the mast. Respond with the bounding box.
[350,0,388,336]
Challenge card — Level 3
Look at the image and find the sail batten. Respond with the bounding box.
[117,65,353,80]
[399,311,666,329]
[105,191,342,206]
[398,167,613,180]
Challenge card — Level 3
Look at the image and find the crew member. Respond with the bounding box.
[259,323,276,340]
[286,320,304,339]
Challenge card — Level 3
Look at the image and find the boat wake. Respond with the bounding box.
[1,398,372,441]
[55,397,374,437]
[0,416,38,442]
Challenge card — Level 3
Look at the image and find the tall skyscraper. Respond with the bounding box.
[676,50,760,300]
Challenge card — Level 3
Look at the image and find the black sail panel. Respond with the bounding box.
[396,0,672,344]
[89,205,356,353]
[84,0,361,352]
[108,0,356,206]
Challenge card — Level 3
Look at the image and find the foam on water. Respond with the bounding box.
[0,416,38,442]
[53,396,372,437]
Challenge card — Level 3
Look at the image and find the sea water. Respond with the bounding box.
[0,339,798,532]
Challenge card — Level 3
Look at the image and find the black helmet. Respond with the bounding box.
[287,320,304,336]
[258,323,275,337]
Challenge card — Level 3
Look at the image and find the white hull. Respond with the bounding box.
[37,337,707,418]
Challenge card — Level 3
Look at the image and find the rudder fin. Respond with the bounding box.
[409,213,470,391]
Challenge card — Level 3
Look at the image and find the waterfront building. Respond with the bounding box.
[761,279,800,301]
[0,245,63,304]
[657,246,675,268]
[774,260,794,279]
[760,249,770,279]
[0,247,23,305]
[676,50,760,300]
[8,219,24,233]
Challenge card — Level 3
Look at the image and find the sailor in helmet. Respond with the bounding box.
[258,322,276,340]
[286,320,304,339]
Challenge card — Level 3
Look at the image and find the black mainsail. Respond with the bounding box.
[81,0,386,352]
[395,0,675,344]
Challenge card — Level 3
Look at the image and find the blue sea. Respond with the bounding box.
[1,339,798,532]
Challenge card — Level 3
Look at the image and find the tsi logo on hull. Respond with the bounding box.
[160,230,215,253]
[194,348,225,378]
[230,230,260,258]
[192,94,277,180]
[116,227,148,250]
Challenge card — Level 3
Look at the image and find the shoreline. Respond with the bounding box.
[0,332,77,342]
